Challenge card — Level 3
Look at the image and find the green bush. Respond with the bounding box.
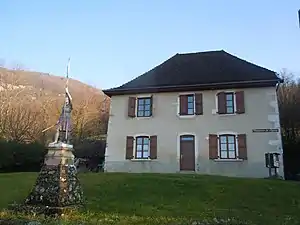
[0,140,46,173]
[0,139,106,173]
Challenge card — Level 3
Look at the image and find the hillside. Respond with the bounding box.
[0,173,299,225]
[0,67,105,103]
[0,67,109,143]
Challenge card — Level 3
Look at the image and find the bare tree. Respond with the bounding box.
[0,101,43,142]
[0,69,26,138]
[71,93,110,143]
[277,70,300,142]
[0,69,52,143]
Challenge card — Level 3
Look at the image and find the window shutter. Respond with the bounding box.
[217,92,226,114]
[149,95,153,117]
[209,134,218,159]
[195,93,203,115]
[150,135,157,159]
[235,91,245,114]
[179,95,188,115]
[128,97,136,117]
[238,134,247,160]
[125,136,134,159]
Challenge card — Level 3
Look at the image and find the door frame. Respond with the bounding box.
[177,133,198,171]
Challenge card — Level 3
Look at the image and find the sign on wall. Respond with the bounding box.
[252,129,279,133]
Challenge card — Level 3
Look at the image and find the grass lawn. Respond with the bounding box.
[0,173,300,225]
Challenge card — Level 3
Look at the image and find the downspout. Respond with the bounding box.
[275,78,285,179]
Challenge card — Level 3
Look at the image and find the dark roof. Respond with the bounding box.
[104,50,282,96]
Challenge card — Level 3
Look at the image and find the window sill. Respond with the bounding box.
[213,159,244,162]
[214,113,237,117]
[212,109,238,116]
[177,114,197,119]
[131,158,152,161]
[128,116,153,120]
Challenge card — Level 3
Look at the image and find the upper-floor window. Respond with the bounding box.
[128,96,152,118]
[179,93,203,116]
[217,91,245,115]
[137,97,152,117]
[187,95,194,115]
[225,92,234,114]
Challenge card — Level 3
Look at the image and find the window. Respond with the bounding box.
[126,135,157,160]
[187,95,194,115]
[137,97,152,117]
[209,133,247,160]
[225,93,234,114]
[219,134,237,159]
[216,91,245,115]
[180,135,194,141]
[135,136,150,159]
[179,93,203,116]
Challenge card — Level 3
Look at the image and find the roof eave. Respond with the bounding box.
[103,79,280,97]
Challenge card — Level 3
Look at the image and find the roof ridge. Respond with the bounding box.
[177,49,225,55]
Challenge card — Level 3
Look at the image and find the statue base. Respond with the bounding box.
[15,142,84,216]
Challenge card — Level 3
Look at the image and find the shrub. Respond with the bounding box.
[0,140,46,173]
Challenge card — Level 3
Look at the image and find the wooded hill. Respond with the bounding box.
[0,67,110,144]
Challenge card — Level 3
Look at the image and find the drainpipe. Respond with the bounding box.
[275,77,284,179]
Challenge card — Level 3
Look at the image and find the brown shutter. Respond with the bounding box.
[149,95,153,116]
[195,93,203,115]
[217,92,226,114]
[125,136,134,159]
[150,135,157,159]
[235,91,245,114]
[128,97,136,117]
[209,134,218,159]
[179,95,188,115]
[238,134,247,160]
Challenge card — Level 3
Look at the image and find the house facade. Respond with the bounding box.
[103,50,284,178]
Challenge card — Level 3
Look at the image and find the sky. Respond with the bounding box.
[0,1,300,90]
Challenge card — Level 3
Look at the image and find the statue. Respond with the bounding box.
[53,85,73,144]
[16,58,84,216]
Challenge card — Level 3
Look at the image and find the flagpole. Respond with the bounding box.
[66,57,70,89]
[65,57,70,141]
[298,9,300,28]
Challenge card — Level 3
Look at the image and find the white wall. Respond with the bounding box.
[105,87,283,178]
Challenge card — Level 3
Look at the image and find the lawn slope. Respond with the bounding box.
[0,173,299,225]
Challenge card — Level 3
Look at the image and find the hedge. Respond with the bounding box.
[0,140,46,172]
[0,140,106,173]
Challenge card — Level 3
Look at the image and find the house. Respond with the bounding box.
[103,50,283,178]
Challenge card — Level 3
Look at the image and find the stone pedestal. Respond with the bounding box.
[19,142,84,215]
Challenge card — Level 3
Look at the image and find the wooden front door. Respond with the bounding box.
[180,135,195,171]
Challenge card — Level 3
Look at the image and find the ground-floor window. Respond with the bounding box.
[126,135,157,160]
[135,136,150,159]
[219,134,237,159]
